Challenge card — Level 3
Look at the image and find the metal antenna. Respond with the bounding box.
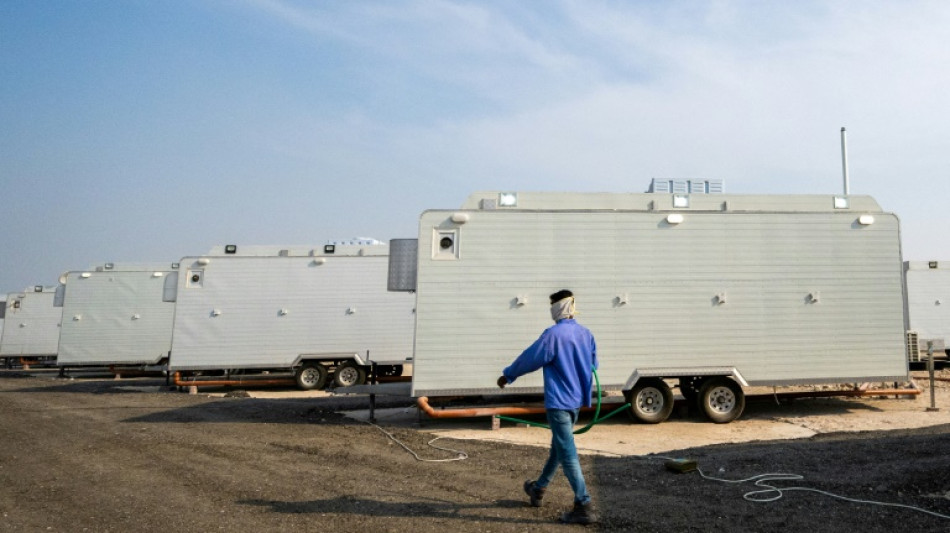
[840,127,850,195]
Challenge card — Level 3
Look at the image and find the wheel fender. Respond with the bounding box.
[292,353,366,368]
[621,367,749,393]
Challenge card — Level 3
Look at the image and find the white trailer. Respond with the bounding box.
[55,263,179,368]
[168,242,415,390]
[391,191,909,423]
[904,261,950,363]
[1,286,63,365]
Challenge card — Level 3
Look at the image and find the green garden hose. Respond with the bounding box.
[496,367,631,434]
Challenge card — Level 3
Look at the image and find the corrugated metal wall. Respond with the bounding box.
[56,265,176,366]
[169,254,415,370]
[411,195,907,396]
[0,290,62,357]
[905,261,950,348]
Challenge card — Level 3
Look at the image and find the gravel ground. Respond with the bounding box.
[1,369,949,532]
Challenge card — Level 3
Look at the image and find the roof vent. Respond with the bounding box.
[479,198,497,210]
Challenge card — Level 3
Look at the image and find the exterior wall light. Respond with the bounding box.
[498,192,518,207]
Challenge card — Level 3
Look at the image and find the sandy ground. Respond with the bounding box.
[2,368,949,532]
[333,372,950,457]
[63,366,950,457]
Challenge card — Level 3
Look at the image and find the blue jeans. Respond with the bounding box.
[535,408,590,505]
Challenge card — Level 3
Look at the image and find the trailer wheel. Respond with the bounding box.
[333,361,367,388]
[295,363,328,390]
[626,378,674,424]
[698,377,745,423]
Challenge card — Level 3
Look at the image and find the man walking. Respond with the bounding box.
[497,289,598,525]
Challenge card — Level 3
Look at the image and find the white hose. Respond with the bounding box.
[697,468,950,520]
[364,420,468,462]
[364,427,949,520]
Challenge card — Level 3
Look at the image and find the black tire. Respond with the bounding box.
[295,363,328,390]
[698,376,745,423]
[333,361,367,388]
[626,378,674,424]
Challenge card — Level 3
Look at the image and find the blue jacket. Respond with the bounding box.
[502,319,598,409]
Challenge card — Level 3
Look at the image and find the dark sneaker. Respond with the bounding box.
[523,480,545,507]
[560,502,597,525]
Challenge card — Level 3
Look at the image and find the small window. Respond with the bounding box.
[186,270,204,288]
[432,229,460,260]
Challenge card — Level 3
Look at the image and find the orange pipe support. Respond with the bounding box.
[172,371,296,389]
[416,396,627,419]
[19,357,51,367]
[417,396,545,418]
[172,371,406,390]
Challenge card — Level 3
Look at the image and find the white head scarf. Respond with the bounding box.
[550,296,575,322]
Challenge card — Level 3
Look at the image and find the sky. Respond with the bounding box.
[1,0,948,294]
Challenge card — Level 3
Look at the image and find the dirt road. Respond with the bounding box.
[1,371,949,532]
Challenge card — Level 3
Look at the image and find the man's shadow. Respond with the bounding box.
[240,493,543,525]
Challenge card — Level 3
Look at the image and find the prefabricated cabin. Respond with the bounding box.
[1,286,63,362]
[168,242,415,389]
[392,191,908,421]
[55,263,178,367]
[905,260,950,362]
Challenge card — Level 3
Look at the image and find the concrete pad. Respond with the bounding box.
[342,406,817,457]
